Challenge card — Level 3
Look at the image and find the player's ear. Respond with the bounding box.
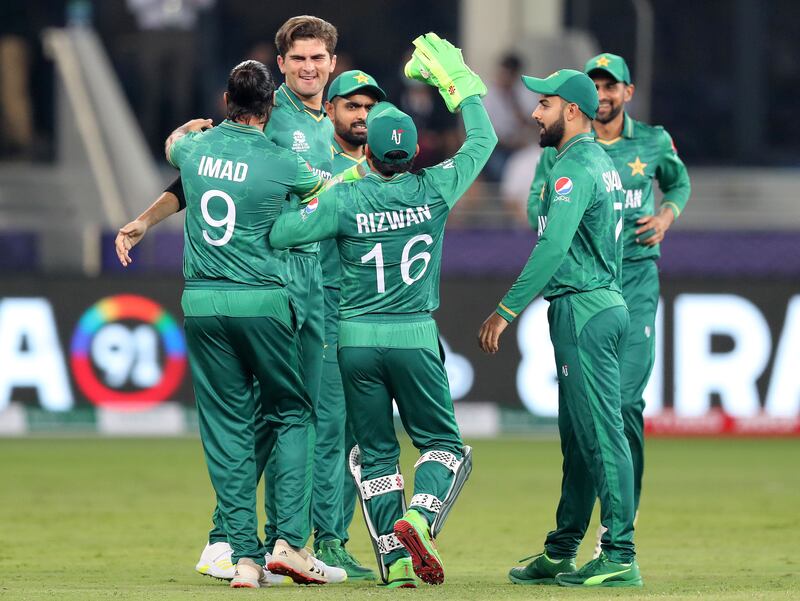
[276,54,286,74]
[624,83,635,103]
[413,144,420,159]
[330,53,337,72]
[324,100,335,121]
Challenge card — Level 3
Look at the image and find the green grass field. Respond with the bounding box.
[1,437,798,600]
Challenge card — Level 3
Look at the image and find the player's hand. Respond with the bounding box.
[183,118,214,132]
[115,219,148,267]
[635,207,675,246]
[478,312,510,354]
[404,32,487,113]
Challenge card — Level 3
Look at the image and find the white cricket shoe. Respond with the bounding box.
[313,555,347,584]
[195,541,235,580]
[267,539,338,585]
[230,557,269,588]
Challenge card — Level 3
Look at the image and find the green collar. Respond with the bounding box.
[331,137,365,163]
[622,112,635,138]
[220,119,265,136]
[277,84,326,121]
[556,132,594,159]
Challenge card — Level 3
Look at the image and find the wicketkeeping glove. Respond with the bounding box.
[299,162,367,205]
[404,32,487,113]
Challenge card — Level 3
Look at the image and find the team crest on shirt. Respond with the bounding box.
[292,130,310,152]
[554,176,573,195]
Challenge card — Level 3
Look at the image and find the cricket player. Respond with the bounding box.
[529,53,691,556]
[123,59,330,588]
[311,70,387,581]
[270,33,496,587]
[478,69,642,587]
[155,15,346,580]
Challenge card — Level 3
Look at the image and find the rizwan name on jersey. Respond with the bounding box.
[355,205,433,234]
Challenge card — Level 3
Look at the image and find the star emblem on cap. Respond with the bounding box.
[595,55,611,67]
[353,72,370,84]
[627,156,647,177]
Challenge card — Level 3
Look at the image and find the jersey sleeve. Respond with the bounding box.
[269,186,340,250]
[527,147,556,229]
[166,130,199,169]
[654,129,691,219]
[290,154,325,198]
[424,96,498,209]
[496,162,593,322]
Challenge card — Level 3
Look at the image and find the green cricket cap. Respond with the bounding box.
[584,53,631,84]
[366,101,417,164]
[521,69,599,119]
[327,70,386,101]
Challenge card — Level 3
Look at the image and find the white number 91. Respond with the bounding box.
[201,189,236,246]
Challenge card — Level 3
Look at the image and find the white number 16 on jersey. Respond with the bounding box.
[361,234,434,293]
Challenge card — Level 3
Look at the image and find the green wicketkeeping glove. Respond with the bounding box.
[404,32,487,113]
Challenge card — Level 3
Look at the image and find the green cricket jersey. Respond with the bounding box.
[167,120,323,288]
[270,96,497,321]
[320,139,366,289]
[529,113,690,262]
[266,84,336,255]
[496,132,624,322]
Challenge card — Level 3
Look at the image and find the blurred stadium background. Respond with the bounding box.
[2,0,800,437]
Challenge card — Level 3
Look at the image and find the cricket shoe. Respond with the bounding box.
[267,539,333,585]
[382,557,417,589]
[556,552,643,587]
[195,541,235,580]
[393,509,444,585]
[316,539,376,581]
[230,557,269,588]
[262,553,294,585]
[508,551,576,585]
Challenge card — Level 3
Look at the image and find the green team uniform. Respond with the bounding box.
[314,139,364,547]
[167,120,324,565]
[497,129,634,564]
[528,113,690,511]
[204,85,335,551]
[270,96,496,567]
[261,84,335,550]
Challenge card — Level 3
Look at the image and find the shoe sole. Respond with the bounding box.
[196,568,233,582]
[383,579,417,589]
[393,520,444,585]
[557,578,643,588]
[229,580,259,588]
[267,561,327,585]
[508,574,557,585]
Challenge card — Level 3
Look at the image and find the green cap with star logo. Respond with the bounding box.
[327,70,386,102]
[521,69,599,119]
[584,53,631,84]
[366,101,417,163]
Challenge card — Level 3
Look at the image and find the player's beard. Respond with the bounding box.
[338,121,367,147]
[595,101,623,124]
[538,113,565,148]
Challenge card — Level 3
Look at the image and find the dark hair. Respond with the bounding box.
[275,15,338,57]
[226,60,275,122]
[371,150,414,176]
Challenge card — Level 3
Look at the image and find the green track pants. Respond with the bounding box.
[542,289,636,564]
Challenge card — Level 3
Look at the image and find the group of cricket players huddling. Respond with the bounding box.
[115,13,689,590]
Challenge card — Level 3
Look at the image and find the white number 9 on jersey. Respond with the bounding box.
[200,189,236,246]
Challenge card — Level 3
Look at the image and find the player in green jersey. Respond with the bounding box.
[479,69,642,587]
[529,53,691,557]
[311,70,386,581]
[269,34,495,588]
[120,60,331,588]
[148,16,344,580]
